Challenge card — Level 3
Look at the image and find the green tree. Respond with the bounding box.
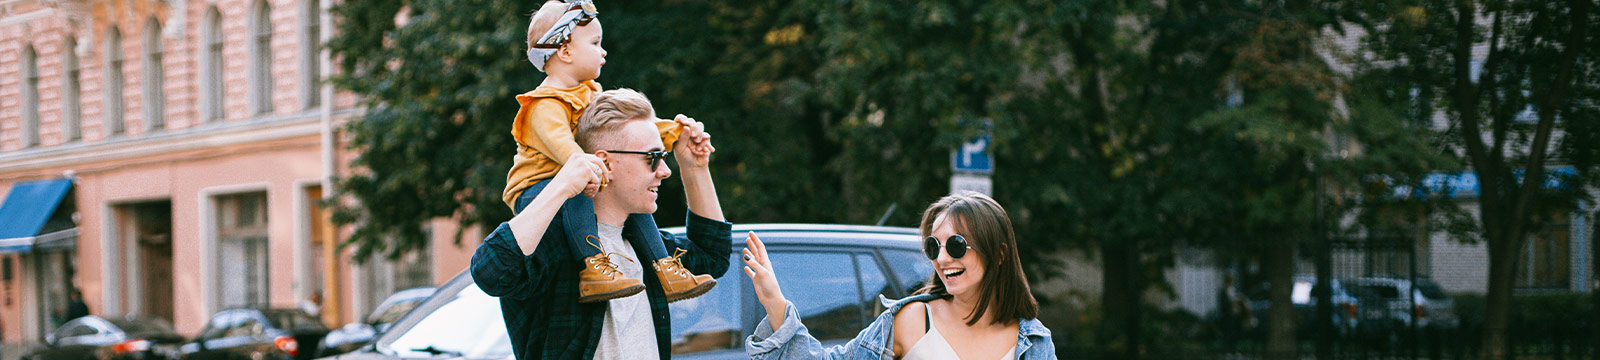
[1350,0,1598,356]
[1005,0,1250,356]
[324,2,1467,358]
[326,0,526,260]
[1012,0,1461,357]
[324,0,1034,259]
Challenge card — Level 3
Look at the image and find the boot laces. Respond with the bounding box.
[661,248,692,277]
[585,235,635,277]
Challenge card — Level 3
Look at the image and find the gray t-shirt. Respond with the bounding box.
[591,221,660,360]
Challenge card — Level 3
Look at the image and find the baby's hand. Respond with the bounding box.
[555,153,608,198]
[675,114,711,146]
[673,115,715,167]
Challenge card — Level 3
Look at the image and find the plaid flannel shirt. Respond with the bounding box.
[471,211,733,360]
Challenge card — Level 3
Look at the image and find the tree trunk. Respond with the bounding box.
[1264,237,1298,360]
[1482,224,1519,360]
[1099,241,1142,360]
[1592,210,1599,358]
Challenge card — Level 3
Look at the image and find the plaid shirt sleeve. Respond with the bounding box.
[664,211,734,278]
[470,221,567,300]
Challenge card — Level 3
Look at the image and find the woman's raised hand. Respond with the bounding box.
[743,231,789,330]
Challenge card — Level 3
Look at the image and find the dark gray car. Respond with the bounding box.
[317,224,934,360]
[25,315,183,360]
[316,287,437,357]
[178,309,330,360]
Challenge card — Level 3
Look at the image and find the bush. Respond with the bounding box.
[1453,292,1594,357]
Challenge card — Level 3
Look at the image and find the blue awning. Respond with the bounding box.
[0,178,77,253]
[1392,167,1578,199]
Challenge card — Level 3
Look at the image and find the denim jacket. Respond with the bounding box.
[745,293,1057,359]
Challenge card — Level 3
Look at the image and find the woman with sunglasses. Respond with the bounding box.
[742,191,1056,359]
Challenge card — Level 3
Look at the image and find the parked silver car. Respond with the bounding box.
[317,224,934,360]
[1244,275,1361,338]
[1344,276,1458,347]
[1345,276,1458,330]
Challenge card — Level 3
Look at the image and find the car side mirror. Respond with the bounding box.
[43,333,56,346]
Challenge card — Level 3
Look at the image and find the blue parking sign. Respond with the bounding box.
[952,133,993,174]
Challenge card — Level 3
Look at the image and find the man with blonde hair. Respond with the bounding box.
[474,88,732,360]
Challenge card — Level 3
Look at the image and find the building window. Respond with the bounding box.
[250,0,274,115]
[144,18,165,131]
[217,192,270,307]
[358,226,433,313]
[22,45,40,147]
[63,37,82,141]
[1517,212,1571,290]
[203,7,225,123]
[104,27,125,136]
[300,0,321,109]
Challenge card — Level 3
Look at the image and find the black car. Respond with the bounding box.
[317,224,934,360]
[317,287,437,358]
[179,309,330,360]
[24,315,183,360]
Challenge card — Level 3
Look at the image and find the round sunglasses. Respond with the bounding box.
[923,234,976,260]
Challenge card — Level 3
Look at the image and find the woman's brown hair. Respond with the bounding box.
[914,191,1040,326]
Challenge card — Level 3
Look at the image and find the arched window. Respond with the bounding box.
[203,7,224,122]
[63,37,83,141]
[22,44,40,147]
[250,0,274,114]
[300,0,321,109]
[144,18,165,131]
[105,27,126,136]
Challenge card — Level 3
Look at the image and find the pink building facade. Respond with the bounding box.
[0,0,477,342]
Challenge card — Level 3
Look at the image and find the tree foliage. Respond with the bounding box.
[326,0,1479,357]
[1348,0,1598,356]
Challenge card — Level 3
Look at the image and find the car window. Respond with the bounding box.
[56,323,99,339]
[669,253,743,355]
[769,251,865,341]
[1414,279,1448,299]
[1291,281,1312,304]
[198,312,238,340]
[110,318,176,337]
[1351,284,1401,300]
[884,250,933,294]
[223,314,265,338]
[385,284,512,359]
[857,253,892,301]
[369,299,427,326]
[265,310,329,333]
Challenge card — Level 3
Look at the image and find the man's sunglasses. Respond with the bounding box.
[923,234,975,260]
[605,150,672,172]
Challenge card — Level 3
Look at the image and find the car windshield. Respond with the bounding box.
[1415,279,1448,299]
[385,284,512,360]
